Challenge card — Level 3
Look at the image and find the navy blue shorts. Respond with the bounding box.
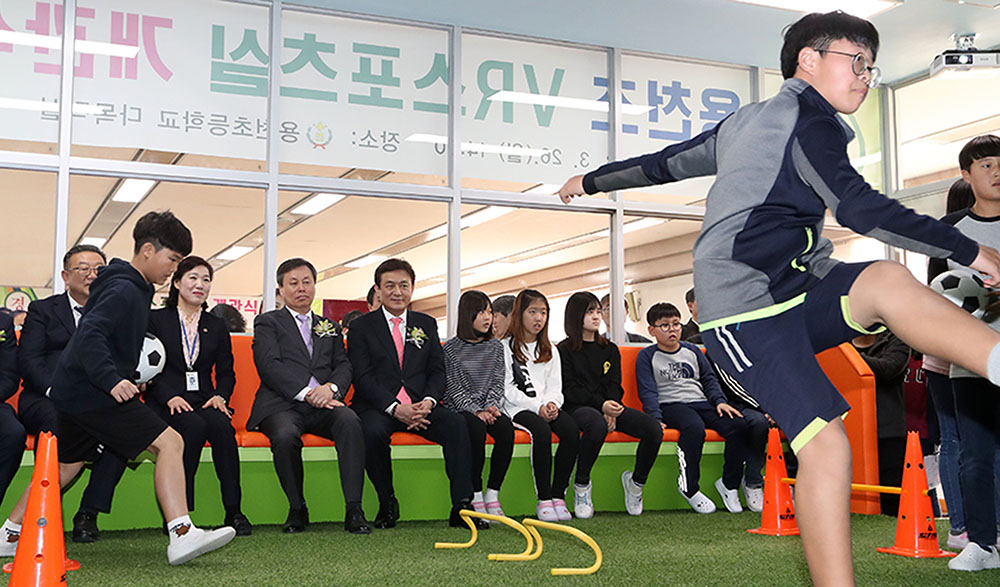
[702,262,883,453]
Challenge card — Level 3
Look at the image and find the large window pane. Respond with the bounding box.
[457,206,610,342]
[278,10,449,186]
[68,175,265,326]
[460,34,609,194]
[896,75,1000,189]
[0,170,56,312]
[0,0,64,154]
[70,0,269,172]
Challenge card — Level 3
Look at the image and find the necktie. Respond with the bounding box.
[73,306,84,327]
[297,314,320,390]
[390,317,411,405]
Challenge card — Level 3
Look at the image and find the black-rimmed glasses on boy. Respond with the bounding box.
[816,49,881,89]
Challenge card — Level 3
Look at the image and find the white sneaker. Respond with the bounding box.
[471,499,487,515]
[573,483,594,519]
[485,500,505,518]
[167,525,236,566]
[552,498,573,521]
[948,543,1000,572]
[715,478,743,513]
[947,530,969,551]
[681,489,716,514]
[0,528,17,557]
[741,480,763,513]
[536,500,558,522]
[621,471,644,516]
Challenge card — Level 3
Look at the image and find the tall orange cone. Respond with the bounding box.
[2,432,81,585]
[748,427,799,536]
[876,431,956,558]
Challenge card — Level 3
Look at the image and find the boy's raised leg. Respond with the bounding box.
[0,461,86,556]
[795,418,854,587]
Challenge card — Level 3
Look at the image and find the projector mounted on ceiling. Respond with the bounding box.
[929,33,1000,79]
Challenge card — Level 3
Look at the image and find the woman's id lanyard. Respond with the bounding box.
[181,318,200,391]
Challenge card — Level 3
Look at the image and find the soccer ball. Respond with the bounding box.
[134,332,166,384]
[930,269,989,319]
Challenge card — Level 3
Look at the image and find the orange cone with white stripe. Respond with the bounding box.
[748,427,799,536]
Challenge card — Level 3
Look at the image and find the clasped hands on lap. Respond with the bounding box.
[304,383,344,410]
[395,399,434,430]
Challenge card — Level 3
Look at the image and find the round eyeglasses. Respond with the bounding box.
[817,49,881,89]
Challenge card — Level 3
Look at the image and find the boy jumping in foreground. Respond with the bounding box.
[558,11,1000,585]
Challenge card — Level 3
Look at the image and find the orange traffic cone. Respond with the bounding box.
[2,432,81,585]
[748,427,799,536]
[876,431,956,558]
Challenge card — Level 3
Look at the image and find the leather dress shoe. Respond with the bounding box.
[450,502,489,529]
[344,508,371,535]
[224,512,253,536]
[282,507,309,534]
[374,497,400,529]
[72,510,100,543]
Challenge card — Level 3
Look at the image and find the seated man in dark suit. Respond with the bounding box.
[249,258,369,534]
[347,258,485,530]
[681,287,701,344]
[16,244,128,543]
[0,312,27,528]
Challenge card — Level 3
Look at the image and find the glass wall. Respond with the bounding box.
[0,170,57,312]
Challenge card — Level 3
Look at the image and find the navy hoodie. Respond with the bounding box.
[50,258,154,413]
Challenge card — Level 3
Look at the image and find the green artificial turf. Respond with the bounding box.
[6,512,993,586]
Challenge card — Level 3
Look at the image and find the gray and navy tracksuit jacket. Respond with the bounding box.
[583,78,979,329]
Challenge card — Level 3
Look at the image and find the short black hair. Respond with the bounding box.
[684,288,696,304]
[341,309,363,329]
[210,303,247,333]
[563,291,606,352]
[277,257,317,286]
[456,290,493,341]
[63,244,107,270]
[492,294,515,317]
[374,258,415,287]
[946,179,975,214]
[366,285,377,306]
[166,256,214,308]
[132,210,192,256]
[959,135,1000,172]
[599,293,628,311]
[646,302,681,325]
[780,11,879,80]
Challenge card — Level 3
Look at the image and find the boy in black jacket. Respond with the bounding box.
[0,211,235,566]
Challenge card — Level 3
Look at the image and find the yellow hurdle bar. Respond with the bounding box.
[433,511,479,549]
[781,477,928,496]
[433,510,535,560]
[522,518,602,576]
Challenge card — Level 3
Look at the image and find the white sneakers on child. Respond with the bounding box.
[471,495,487,515]
[552,498,573,521]
[573,483,594,519]
[947,530,969,551]
[167,525,237,566]
[681,490,716,514]
[485,501,505,518]
[0,527,18,557]
[948,543,1000,572]
[621,471,644,516]
[741,480,764,513]
[536,500,558,522]
[715,478,743,513]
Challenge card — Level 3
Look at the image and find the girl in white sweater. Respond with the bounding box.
[501,289,580,522]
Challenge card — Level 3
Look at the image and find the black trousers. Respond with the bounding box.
[359,406,473,506]
[259,404,365,510]
[150,403,242,512]
[659,401,751,496]
[952,377,1000,548]
[512,410,579,501]
[568,405,663,485]
[460,411,514,493]
[0,405,25,504]
[18,396,126,514]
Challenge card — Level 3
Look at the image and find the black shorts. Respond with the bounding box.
[702,261,883,454]
[57,398,169,463]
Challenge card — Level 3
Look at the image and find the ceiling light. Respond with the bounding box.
[345,254,386,268]
[290,193,345,215]
[0,30,140,58]
[522,184,562,195]
[110,178,156,202]
[79,237,106,248]
[218,245,254,261]
[0,97,103,115]
[405,134,550,157]
[462,207,515,228]
[727,0,902,18]
[488,91,654,116]
[905,114,1000,145]
[593,218,665,238]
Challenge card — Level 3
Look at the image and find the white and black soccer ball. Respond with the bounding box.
[930,269,989,319]
[134,332,166,384]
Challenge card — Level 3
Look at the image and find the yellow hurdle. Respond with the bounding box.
[781,477,928,496]
[522,518,602,576]
[434,510,535,561]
